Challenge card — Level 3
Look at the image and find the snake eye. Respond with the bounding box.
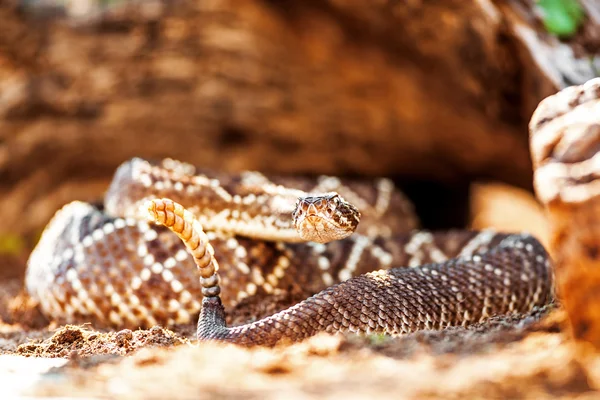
[328,193,340,205]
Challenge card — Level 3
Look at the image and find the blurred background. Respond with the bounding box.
[0,0,598,269]
[0,2,599,397]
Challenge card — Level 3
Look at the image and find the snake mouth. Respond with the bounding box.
[298,214,350,243]
[305,215,336,229]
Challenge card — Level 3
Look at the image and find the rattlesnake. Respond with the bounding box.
[150,198,552,347]
[26,157,554,345]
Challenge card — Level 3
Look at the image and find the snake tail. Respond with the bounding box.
[146,198,221,297]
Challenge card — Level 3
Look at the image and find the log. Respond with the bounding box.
[531,77,600,348]
[0,0,598,238]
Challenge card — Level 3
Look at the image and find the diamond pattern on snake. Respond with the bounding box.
[25,157,554,346]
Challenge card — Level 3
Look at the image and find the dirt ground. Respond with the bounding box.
[2,184,599,399]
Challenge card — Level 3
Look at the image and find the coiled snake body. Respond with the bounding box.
[26,158,554,346]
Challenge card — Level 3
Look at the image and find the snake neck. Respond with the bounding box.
[103,158,418,242]
[105,158,305,242]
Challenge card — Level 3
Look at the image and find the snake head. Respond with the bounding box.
[292,193,361,244]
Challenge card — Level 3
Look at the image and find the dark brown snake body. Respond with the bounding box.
[198,234,551,346]
[26,158,555,346]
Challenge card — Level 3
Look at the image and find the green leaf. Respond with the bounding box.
[537,0,586,38]
[367,333,391,346]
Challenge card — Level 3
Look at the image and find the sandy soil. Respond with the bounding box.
[2,184,599,399]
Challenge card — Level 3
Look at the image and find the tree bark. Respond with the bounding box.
[0,0,598,237]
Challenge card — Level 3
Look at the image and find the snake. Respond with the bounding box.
[25,157,554,346]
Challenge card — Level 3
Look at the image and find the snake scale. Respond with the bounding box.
[25,157,554,346]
